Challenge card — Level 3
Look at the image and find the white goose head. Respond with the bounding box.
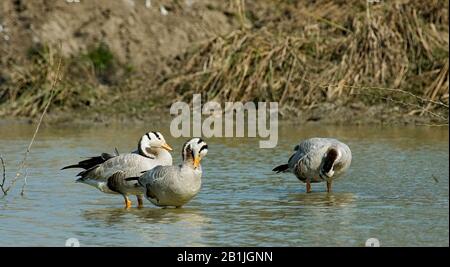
[138,131,173,158]
[182,138,208,169]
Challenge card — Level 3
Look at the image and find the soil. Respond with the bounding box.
[0,0,448,126]
[0,0,238,78]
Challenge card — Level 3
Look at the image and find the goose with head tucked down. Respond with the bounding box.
[130,138,208,208]
[272,137,351,193]
[62,131,173,208]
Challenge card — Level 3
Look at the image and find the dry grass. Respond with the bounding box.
[0,1,448,123]
[0,56,61,197]
[0,42,133,117]
[160,0,448,122]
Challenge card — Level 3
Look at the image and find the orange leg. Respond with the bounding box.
[326,181,332,193]
[306,180,312,193]
[124,195,132,209]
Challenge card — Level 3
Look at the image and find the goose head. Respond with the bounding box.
[182,138,208,169]
[320,147,340,179]
[138,131,173,158]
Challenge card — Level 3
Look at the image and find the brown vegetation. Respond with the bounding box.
[161,0,449,123]
[0,0,448,124]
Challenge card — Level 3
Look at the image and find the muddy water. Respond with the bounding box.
[0,121,448,246]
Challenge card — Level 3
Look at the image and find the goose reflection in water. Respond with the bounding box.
[83,207,209,225]
[288,192,356,208]
[81,207,211,246]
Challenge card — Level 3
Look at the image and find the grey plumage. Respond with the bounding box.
[138,138,208,208]
[77,153,167,195]
[62,131,173,208]
[273,137,352,192]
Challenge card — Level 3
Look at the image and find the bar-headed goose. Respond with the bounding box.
[129,138,208,208]
[62,131,173,208]
[272,138,351,193]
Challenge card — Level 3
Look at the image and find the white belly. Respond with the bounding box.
[79,179,117,194]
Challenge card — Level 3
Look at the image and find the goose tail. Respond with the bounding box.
[272,164,289,173]
[61,152,118,171]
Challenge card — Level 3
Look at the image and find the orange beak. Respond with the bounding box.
[161,143,173,151]
[194,156,201,168]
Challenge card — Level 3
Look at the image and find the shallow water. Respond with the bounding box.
[0,122,448,246]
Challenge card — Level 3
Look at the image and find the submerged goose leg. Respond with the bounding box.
[123,195,132,209]
[326,181,332,193]
[137,195,144,208]
[306,180,312,193]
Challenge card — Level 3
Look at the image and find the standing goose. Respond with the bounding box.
[130,138,208,208]
[62,131,173,208]
[272,138,351,193]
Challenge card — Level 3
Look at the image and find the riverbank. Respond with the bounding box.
[0,0,448,126]
[2,102,444,128]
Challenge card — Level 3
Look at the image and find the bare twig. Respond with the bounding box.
[20,169,28,196]
[0,155,6,195]
[300,76,449,109]
[354,85,449,109]
[1,57,62,196]
[431,175,439,183]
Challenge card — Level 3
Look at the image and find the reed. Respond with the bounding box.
[0,1,447,123]
[0,43,120,117]
[160,0,448,122]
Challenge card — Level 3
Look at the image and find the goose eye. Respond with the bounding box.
[199,144,208,153]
